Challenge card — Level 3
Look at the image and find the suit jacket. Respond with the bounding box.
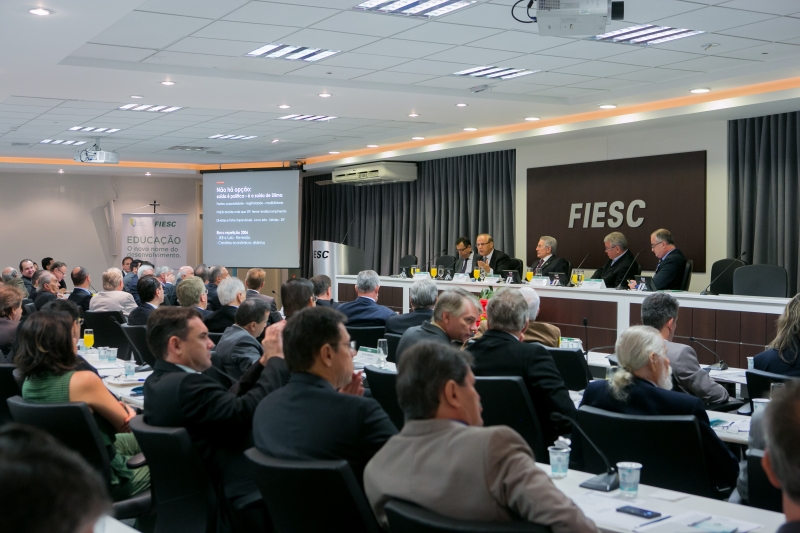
[144,357,289,490]
[67,288,93,313]
[125,274,140,305]
[337,297,395,327]
[754,347,800,377]
[364,419,597,533]
[89,290,138,317]
[385,308,433,335]
[22,276,33,297]
[531,255,570,276]
[0,318,18,355]
[205,306,238,333]
[206,283,221,312]
[127,304,157,326]
[580,377,739,490]
[195,306,214,318]
[466,330,575,446]
[591,250,639,288]
[396,321,459,360]
[479,249,512,275]
[245,290,277,312]
[473,320,561,348]
[454,252,475,277]
[665,340,729,404]
[34,291,57,310]
[214,325,262,380]
[254,372,397,485]
[653,248,688,290]
[314,299,340,309]
[161,283,178,306]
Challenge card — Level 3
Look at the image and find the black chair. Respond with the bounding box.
[245,448,382,533]
[399,255,418,267]
[120,324,156,366]
[733,265,788,298]
[208,332,223,346]
[385,332,402,363]
[84,311,132,361]
[474,377,546,462]
[347,326,386,349]
[23,301,36,316]
[364,365,404,430]
[435,255,457,269]
[543,347,591,392]
[708,258,746,295]
[680,259,693,291]
[746,449,782,512]
[745,369,797,409]
[6,396,152,520]
[0,364,21,426]
[507,258,524,278]
[576,405,718,498]
[385,499,552,533]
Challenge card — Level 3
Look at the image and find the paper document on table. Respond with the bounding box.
[708,370,747,384]
[636,512,762,533]
[571,492,670,531]
[648,489,691,502]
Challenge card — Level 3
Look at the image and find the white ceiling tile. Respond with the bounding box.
[310,10,424,37]
[603,48,703,67]
[554,60,647,77]
[717,0,800,16]
[532,87,605,97]
[70,44,157,62]
[272,0,358,8]
[227,111,285,120]
[135,0,249,19]
[423,46,523,64]
[718,16,800,41]
[523,72,597,85]
[386,59,474,76]
[653,6,776,32]
[218,56,308,75]
[89,11,214,49]
[435,3,526,30]
[507,54,588,71]
[143,51,232,68]
[288,64,376,80]
[351,38,454,58]
[223,2,340,27]
[3,97,64,107]
[538,40,634,60]
[0,104,50,113]
[275,28,380,52]
[191,21,297,42]
[321,52,410,70]
[412,76,493,89]
[390,22,503,45]
[351,71,438,84]
[467,33,572,53]
[57,101,123,110]
[611,67,699,82]
[653,33,765,54]
[166,37,263,56]
[490,82,554,93]
[718,41,800,60]
[622,0,705,23]
[568,78,650,90]
[664,54,757,71]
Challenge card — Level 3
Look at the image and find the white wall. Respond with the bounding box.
[514,119,727,292]
[0,171,201,288]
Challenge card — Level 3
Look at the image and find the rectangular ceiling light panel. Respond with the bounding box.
[354,0,477,18]
[591,24,704,45]
[453,66,540,80]
[40,139,87,145]
[117,104,182,112]
[245,43,340,62]
[69,126,121,133]
[208,134,258,140]
[278,114,337,121]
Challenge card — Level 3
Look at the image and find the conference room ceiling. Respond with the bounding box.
[1,0,800,165]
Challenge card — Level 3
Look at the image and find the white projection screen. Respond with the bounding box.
[202,170,300,268]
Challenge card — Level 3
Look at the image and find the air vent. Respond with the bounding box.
[206,150,222,155]
[11,142,30,146]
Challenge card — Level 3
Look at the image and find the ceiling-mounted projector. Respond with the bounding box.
[73,137,120,164]
[535,0,623,36]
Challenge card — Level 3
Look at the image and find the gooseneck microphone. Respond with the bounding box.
[340,218,355,245]
[699,251,747,295]
[615,249,645,290]
[421,248,449,272]
[689,336,728,371]
[550,412,619,492]
[574,253,591,270]
[568,253,591,287]
[582,318,589,358]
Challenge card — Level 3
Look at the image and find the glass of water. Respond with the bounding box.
[617,462,643,498]
[106,348,118,362]
[124,360,135,378]
[548,446,570,478]
[377,339,389,368]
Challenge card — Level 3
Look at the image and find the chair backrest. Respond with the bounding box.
[120,324,156,366]
[746,449,782,512]
[709,259,746,295]
[244,448,382,533]
[399,255,418,268]
[576,405,714,497]
[435,255,457,269]
[364,365,404,430]
[543,347,591,391]
[347,326,386,349]
[84,311,132,360]
[0,365,21,425]
[208,332,223,347]
[474,377,546,461]
[507,258,524,278]
[745,369,797,408]
[384,499,553,533]
[6,395,113,485]
[733,265,788,298]
[681,259,693,291]
[129,416,216,533]
[23,302,36,316]
[385,333,402,364]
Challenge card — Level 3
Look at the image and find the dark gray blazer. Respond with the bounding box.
[214,325,263,380]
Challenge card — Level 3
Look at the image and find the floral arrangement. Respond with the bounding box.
[477,288,494,326]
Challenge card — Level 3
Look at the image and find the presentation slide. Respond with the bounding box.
[202,170,300,268]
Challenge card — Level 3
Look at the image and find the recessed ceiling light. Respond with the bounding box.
[354,0,477,19]
[329,151,340,154]
[412,136,425,140]
[130,95,143,99]
[69,126,121,133]
[246,44,339,62]
[453,66,540,80]
[456,103,467,107]
[209,134,256,140]
[278,114,336,122]
[367,144,379,148]
[319,93,331,98]
[161,81,175,86]
[29,8,51,15]
[599,104,617,109]
[279,105,291,109]
[57,169,64,174]
[690,88,710,94]
[145,172,151,176]
[463,127,477,131]
[119,104,182,113]
[41,139,87,145]
[408,113,419,117]
[272,139,280,143]
[525,117,540,121]
[591,24,704,46]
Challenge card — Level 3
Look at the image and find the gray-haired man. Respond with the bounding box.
[336,270,396,327]
[385,278,437,335]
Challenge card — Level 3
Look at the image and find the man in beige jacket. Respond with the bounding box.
[363,342,597,533]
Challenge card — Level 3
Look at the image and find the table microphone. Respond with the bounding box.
[550,412,619,492]
[615,249,645,290]
[420,248,448,272]
[689,336,728,370]
[699,251,747,295]
[582,318,589,358]
[568,253,590,287]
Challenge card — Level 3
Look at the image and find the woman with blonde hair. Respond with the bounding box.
[754,294,800,377]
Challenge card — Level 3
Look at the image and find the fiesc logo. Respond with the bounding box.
[313,250,330,259]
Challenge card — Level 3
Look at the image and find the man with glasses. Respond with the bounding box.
[475,233,512,276]
[590,231,639,289]
[646,229,687,290]
[453,237,475,277]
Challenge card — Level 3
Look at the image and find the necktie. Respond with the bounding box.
[461,259,467,273]
[655,260,661,273]
[536,259,544,269]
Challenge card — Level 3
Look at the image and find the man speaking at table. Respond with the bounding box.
[649,229,688,290]
[475,233,512,276]
[591,232,639,288]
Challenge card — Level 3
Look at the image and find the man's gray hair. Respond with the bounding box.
[102,268,123,291]
[641,292,679,331]
[486,288,528,333]
[763,380,800,503]
[517,287,540,321]
[540,236,557,254]
[410,279,437,309]
[217,277,245,306]
[397,342,474,420]
[209,265,226,284]
[433,288,479,322]
[39,272,56,288]
[178,266,194,281]
[604,232,628,250]
[611,326,665,402]
[356,270,380,293]
[652,228,674,245]
[1,268,19,282]
[138,264,155,278]
[154,266,173,279]
[177,276,205,307]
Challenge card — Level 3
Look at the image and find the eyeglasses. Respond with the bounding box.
[76,318,84,325]
[329,340,357,354]
[650,241,664,249]
[604,246,618,251]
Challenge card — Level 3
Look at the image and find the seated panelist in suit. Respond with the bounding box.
[385,278,436,335]
[153,266,178,306]
[245,268,282,326]
[637,229,687,291]
[33,272,60,311]
[754,294,800,378]
[364,342,598,533]
[204,276,246,333]
[336,270,395,327]
[127,275,163,326]
[215,298,270,379]
[66,267,93,313]
[531,236,570,276]
[453,237,475,277]
[176,276,213,317]
[254,306,397,485]
[591,231,639,288]
[475,233,512,276]
[89,268,137,317]
[310,274,340,309]
[205,265,229,312]
[579,325,739,491]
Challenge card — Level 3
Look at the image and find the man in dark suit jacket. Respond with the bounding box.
[337,270,395,327]
[253,306,397,484]
[33,272,59,311]
[475,233,512,276]
[310,274,340,309]
[67,266,93,313]
[244,268,282,325]
[466,289,575,447]
[206,265,229,312]
[649,229,688,291]
[214,299,269,379]
[591,232,639,288]
[531,236,569,276]
[453,237,476,277]
[19,259,35,297]
[385,278,436,335]
[205,277,247,333]
[127,275,163,326]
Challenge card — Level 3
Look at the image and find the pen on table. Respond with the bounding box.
[687,516,712,527]
[638,515,672,528]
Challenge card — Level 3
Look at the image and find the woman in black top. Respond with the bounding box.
[754,294,800,377]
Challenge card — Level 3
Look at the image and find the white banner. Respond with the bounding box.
[120,213,188,268]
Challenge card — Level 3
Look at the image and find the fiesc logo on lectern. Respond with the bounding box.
[313,250,330,259]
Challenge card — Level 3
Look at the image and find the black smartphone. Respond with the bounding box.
[616,506,661,519]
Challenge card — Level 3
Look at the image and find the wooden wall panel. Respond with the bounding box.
[715,310,740,343]
[675,307,693,337]
[692,309,716,340]
[337,283,356,303]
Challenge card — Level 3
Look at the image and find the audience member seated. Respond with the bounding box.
[761,380,800,532]
[215,299,270,379]
[310,274,339,308]
[0,424,112,533]
[337,270,395,327]
[127,262,154,305]
[177,275,212,317]
[50,261,68,293]
[28,269,46,301]
[531,236,570,276]
[122,259,140,287]
[364,342,598,533]
[467,288,575,446]
[143,307,288,510]
[176,265,194,285]
[154,266,178,306]
[205,277,246,333]
[254,306,397,484]
[67,267,93,313]
[89,268,137,317]
[280,277,315,319]
[206,265,229,311]
[19,258,35,296]
[33,272,60,310]
[42,299,101,376]
[754,294,800,377]
[472,287,561,347]
[591,232,638,289]
[1,267,28,298]
[127,275,163,326]
[16,310,150,500]
[194,263,209,284]
[41,257,53,272]
[0,285,23,358]
[396,288,479,359]
[579,325,739,491]
[121,255,133,275]
[385,278,436,335]
[245,268,281,325]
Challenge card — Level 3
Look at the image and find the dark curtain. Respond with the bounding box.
[728,112,800,295]
[300,149,516,277]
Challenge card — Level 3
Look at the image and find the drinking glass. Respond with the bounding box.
[430,266,438,278]
[411,264,419,276]
[617,462,642,498]
[124,360,135,378]
[377,339,389,368]
[535,266,543,277]
[437,265,444,280]
[571,269,579,286]
[771,382,785,399]
[525,267,533,282]
[106,347,118,362]
[97,347,106,362]
[83,329,94,350]
[577,269,585,286]
[548,446,570,478]
[473,268,481,281]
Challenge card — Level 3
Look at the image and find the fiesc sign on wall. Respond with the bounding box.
[526,152,707,272]
[121,213,188,268]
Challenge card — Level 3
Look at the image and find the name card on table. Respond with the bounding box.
[581,279,606,290]
[529,277,549,287]
[413,272,432,280]
[452,273,470,282]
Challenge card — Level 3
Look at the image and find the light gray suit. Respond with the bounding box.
[88,290,138,316]
[396,321,460,361]
[246,289,277,312]
[665,339,729,405]
[214,324,262,379]
[364,419,598,533]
